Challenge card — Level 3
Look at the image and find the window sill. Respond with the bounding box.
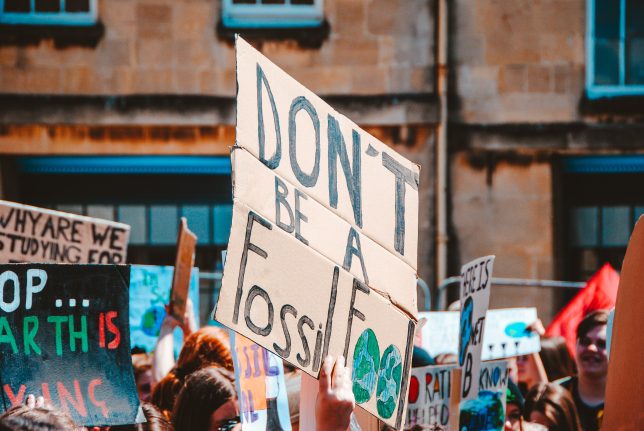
[580,93,644,116]
[0,22,104,48]
[216,19,330,49]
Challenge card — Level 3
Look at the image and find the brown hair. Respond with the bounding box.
[539,336,576,381]
[576,309,609,340]
[110,402,173,431]
[524,383,582,431]
[172,367,237,431]
[151,327,233,417]
[0,405,81,431]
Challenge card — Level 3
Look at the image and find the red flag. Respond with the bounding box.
[545,263,619,355]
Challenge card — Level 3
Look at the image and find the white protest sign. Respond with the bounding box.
[405,365,454,430]
[458,256,494,405]
[215,204,415,428]
[459,360,508,431]
[419,308,541,361]
[0,200,130,264]
[482,308,540,360]
[231,332,292,431]
[419,312,459,358]
[235,37,420,273]
[214,36,420,428]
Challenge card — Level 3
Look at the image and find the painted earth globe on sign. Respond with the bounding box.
[376,344,402,419]
[352,328,380,403]
[141,304,166,337]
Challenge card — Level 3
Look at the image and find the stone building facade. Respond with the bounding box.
[0,0,438,317]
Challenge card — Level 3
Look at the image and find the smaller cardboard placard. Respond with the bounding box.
[458,360,508,431]
[603,217,644,429]
[214,204,415,428]
[419,308,539,361]
[231,332,292,430]
[170,218,197,321]
[458,256,494,406]
[129,265,200,355]
[0,200,130,264]
[405,365,454,430]
[0,264,140,426]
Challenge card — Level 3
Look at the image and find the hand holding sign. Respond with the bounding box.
[316,355,355,431]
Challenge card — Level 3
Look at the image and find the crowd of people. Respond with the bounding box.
[0,300,610,431]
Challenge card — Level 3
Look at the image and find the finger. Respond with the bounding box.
[26,394,35,408]
[332,355,345,388]
[319,355,333,393]
[35,396,45,408]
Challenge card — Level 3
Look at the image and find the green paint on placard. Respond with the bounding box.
[23,316,41,355]
[47,315,68,356]
[376,344,402,419]
[0,316,18,354]
[352,328,380,404]
[69,315,88,353]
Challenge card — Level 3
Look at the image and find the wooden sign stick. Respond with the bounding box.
[169,217,197,321]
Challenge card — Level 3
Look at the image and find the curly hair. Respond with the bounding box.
[151,326,233,417]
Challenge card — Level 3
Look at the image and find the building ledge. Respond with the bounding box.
[216,19,330,49]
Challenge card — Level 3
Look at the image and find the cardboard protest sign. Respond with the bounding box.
[0,200,130,264]
[406,365,454,430]
[214,36,420,428]
[170,218,197,321]
[129,265,200,355]
[457,256,494,421]
[459,360,508,431]
[231,332,292,431]
[215,205,415,428]
[603,218,644,429]
[231,148,418,314]
[420,308,536,362]
[234,36,420,310]
[0,264,141,426]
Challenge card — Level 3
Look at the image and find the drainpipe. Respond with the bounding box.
[435,0,449,303]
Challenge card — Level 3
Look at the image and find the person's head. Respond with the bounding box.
[504,379,524,431]
[575,310,609,379]
[0,405,81,431]
[132,353,154,402]
[524,383,582,431]
[109,402,173,431]
[538,337,576,381]
[151,327,233,416]
[172,367,240,431]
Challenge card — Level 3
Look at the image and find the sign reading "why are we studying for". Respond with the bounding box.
[214,36,420,429]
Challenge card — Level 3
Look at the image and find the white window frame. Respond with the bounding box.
[0,0,98,26]
[586,0,644,99]
[221,0,323,29]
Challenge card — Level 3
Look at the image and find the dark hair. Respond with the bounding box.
[0,406,80,431]
[110,402,173,431]
[172,367,236,431]
[576,309,609,340]
[524,383,582,431]
[539,336,576,381]
[151,327,233,417]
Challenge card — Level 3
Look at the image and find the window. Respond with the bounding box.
[587,0,644,98]
[221,0,323,28]
[561,156,644,281]
[0,0,97,26]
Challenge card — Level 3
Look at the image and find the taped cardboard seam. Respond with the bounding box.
[229,146,419,320]
[230,199,417,326]
[231,141,420,274]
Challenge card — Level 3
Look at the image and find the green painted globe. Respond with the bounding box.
[376,344,402,419]
[352,328,380,403]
